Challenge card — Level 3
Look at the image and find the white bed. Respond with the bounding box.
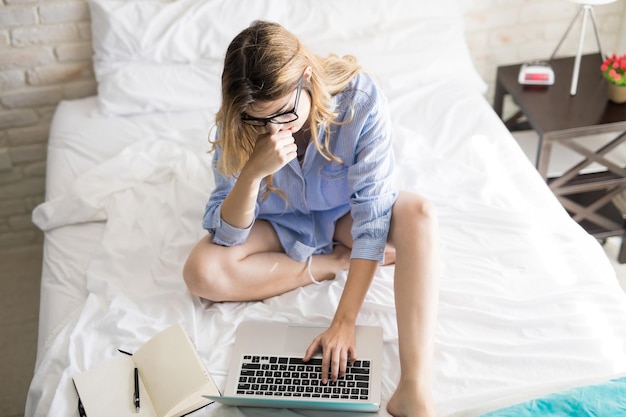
[26,0,626,416]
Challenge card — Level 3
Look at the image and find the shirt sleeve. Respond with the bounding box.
[202,147,256,246]
[346,79,398,262]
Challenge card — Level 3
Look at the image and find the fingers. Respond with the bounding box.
[348,345,357,365]
[303,337,332,384]
[321,343,355,383]
[263,128,294,144]
[303,329,357,384]
[331,347,343,381]
[258,130,296,156]
[303,336,321,362]
[270,131,297,157]
[269,133,297,167]
[322,343,347,383]
[248,130,297,177]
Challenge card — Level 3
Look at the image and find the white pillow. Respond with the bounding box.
[89,0,484,115]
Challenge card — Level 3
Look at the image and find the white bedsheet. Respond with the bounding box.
[26,79,626,417]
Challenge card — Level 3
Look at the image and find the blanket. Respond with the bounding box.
[479,377,626,417]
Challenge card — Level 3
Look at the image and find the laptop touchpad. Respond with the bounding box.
[283,325,327,354]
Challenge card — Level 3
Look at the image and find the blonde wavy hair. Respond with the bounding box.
[213,20,361,194]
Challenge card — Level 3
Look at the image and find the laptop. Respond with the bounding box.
[204,321,383,412]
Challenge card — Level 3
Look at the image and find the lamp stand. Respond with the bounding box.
[550,3,605,96]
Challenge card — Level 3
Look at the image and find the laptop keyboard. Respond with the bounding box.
[236,355,372,400]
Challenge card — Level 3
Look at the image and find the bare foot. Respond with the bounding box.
[387,380,437,417]
[308,244,351,283]
[331,243,351,270]
[383,248,397,266]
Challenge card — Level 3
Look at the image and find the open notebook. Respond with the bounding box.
[73,323,219,417]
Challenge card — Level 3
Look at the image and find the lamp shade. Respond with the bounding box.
[568,0,617,4]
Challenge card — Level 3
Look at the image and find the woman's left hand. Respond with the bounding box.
[303,321,357,383]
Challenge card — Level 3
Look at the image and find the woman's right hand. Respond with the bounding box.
[243,128,298,180]
[219,128,296,229]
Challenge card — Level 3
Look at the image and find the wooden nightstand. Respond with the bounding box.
[494,53,626,262]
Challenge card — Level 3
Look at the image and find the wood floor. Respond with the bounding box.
[0,244,41,417]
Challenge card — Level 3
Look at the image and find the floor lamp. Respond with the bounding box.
[549,0,617,96]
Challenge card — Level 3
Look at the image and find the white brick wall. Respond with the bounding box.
[0,0,624,249]
[465,0,626,99]
[0,0,95,248]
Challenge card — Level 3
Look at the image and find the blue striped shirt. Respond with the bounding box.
[203,73,398,263]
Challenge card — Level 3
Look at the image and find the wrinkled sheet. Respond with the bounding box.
[26,81,626,417]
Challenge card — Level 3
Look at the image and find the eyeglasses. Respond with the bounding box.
[241,78,303,126]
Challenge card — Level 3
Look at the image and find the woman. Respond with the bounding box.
[183,20,439,417]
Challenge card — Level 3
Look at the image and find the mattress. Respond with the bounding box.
[26,0,626,416]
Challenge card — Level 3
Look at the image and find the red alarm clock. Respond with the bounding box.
[518,61,555,85]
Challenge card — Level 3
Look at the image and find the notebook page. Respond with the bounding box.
[133,324,215,417]
[73,357,157,417]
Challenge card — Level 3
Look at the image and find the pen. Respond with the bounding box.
[118,349,139,412]
[78,397,87,417]
[134,367,140,412]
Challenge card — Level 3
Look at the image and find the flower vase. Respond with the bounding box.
[607,82,626,104]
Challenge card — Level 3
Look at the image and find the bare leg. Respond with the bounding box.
[333,214,397,266]
[183,220,350,301]
[386,192,439,417]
